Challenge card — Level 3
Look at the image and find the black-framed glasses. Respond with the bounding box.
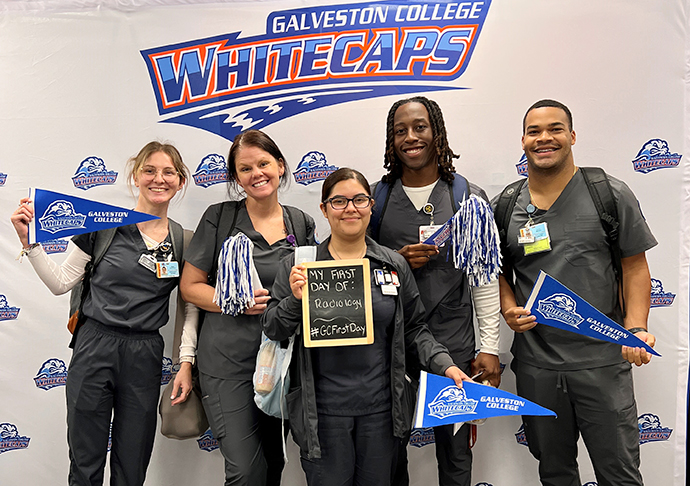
[323,194,373,210]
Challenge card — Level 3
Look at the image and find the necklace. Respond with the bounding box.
[330,243,367,260]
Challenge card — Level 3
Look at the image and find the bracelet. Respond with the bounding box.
[17,243,40,261]
[627,327,647,334]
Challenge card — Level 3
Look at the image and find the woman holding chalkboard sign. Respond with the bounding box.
[262,168,470,486]
[178,130,316,486]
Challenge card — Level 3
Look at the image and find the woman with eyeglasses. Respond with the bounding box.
[10,141,193,486]
[178,129,316,486]
[262,167,471,486]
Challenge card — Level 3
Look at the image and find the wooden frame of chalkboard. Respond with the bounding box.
[302,258,374,348]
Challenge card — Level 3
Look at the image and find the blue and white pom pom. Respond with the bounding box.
[451,195,502,287]
[213,232,258,316]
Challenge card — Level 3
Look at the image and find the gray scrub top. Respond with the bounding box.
[73,225,178,332]
[375,178,488,365]
[185,200,316,380]
[496,170,657,370]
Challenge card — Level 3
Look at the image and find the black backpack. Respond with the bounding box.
[493,167,625,314]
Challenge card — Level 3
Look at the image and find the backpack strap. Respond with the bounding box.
[449,173,470,211]
[580,167,625,315]
[370,180,392,241]
[493,178,527,290]
[168,218,185,265]
[68,226,118,348]
[208,201,241,285]
[283,206,310,246]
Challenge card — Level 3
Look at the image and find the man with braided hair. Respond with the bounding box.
[369,96,501,486]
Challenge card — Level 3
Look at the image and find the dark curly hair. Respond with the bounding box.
[382,96,458,184]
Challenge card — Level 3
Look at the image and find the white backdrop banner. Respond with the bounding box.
[1,1,687,485]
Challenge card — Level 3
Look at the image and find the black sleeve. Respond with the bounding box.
[261,254,303,341]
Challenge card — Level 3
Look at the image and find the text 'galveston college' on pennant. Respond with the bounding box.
[28,188,158,244]
[525,271,660,357]
[413,371,555,429]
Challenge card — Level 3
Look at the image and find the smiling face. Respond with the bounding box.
[393,102,437,176]
[234,145,285,201]
[522,106,576,173]
[134,151,184,208]
[321,178,372,241]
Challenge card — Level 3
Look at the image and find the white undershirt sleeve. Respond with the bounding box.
[471,279,500,356]
[26,244,91,295]
[179,302,200,362]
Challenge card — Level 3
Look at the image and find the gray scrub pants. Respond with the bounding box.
[513,360,643,486]
[199,373,285,486]
[66,319,163,486]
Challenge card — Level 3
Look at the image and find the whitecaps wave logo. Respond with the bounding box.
[160,356,178,386]
[631,139,681,174]
[0,294,20,321]
[514,423,528,446]
[193,154,229,188]
[72,156,118,190]
[34,358,68,390]
[197,428,220,452]
[638,413,673,444]
[537,293,583,328]
[409,427,435,448]
[516,153,528,177]
[650,278,675,308]
[0,423,30,454]
[428,385,478,419]
[38,200,87,234]
[293,151,338,186]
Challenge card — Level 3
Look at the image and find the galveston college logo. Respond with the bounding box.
[72,157,118,190]
[650,278,675,308]
[0,294,20,321]
[193,154,229,188]
[638,413,673,445]
[41,239,69,254]
[38,200,87,234]
[140,1,492,141]
[198,428,220,452]
[631,139,681,174]
[0,423,30,454]
[537,294,583,328]
[409,427,435,448]
[293,151,338,185]
[428,385,478,419]
[516,154,528,177]
[34,358,68,390]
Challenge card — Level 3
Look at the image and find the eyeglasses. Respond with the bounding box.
[323,194,373,210]
[140,166,179,181]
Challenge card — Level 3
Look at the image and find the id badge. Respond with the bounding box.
[374,269,386,285]
[390,271,400,287]
[419,225,443,244]
[518,226,535,244]
[138,253,157,273]
[156,261,179,278]
[381,284,398,296]
[523,222,551,255]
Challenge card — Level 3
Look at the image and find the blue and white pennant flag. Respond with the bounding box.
[413,371,555,429]
[28,188,158,244]
[525,271,660,356]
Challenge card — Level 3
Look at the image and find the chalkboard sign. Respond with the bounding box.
[302,259,374,348]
